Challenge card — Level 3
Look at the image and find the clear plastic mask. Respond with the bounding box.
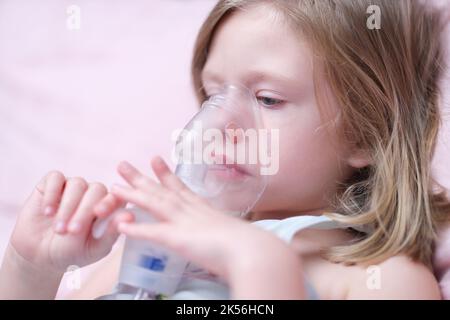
[173,84,272,216]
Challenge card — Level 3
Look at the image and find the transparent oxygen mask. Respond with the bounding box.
[174,84,272,215]
[95,84,275,300]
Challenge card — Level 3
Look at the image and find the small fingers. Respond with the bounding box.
[117,161,159,192]
[41,171,66,216]
[117,222,178,250]
[89,211,135,258]
[151,156,203,204]
[93,193,126,219]
[104,211,135,238]
[67,183,108,234]
[151,156,187,192]
[111,184,179,221]
[53,177,88,234]
[35,176,46,196]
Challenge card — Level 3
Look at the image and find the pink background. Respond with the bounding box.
[0,0,449,297]
[0,0,216,257]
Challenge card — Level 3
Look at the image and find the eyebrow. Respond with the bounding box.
[201,69,299,88]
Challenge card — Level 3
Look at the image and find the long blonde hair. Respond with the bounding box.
[191,0,450,267]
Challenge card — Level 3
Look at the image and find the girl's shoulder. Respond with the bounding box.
[344,255,441,299]
[291,229,440,299]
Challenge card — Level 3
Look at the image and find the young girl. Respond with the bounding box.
[1,0,450,299]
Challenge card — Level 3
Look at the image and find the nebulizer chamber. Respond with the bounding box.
[95,85,269,299]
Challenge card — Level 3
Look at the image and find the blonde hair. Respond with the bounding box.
[191,0,450,267]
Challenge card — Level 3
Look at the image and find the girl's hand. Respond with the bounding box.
[95,156,296,282]
[9,171,133,273]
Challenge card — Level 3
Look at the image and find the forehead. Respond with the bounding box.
[202,4,314,85]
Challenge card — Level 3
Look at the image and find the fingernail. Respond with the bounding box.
[44,206,54,216]
[54,221,66,233]
[68,222,82,234]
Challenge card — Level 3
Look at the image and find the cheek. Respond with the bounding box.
[279,127,342,183]
[268,106,343,177]
[259,110,348,210]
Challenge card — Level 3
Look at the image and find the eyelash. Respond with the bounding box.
[256,96,285,108]
[205,93,286,110]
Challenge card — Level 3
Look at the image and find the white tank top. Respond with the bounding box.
[170,214,349,300]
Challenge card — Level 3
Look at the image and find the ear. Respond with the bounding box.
[346,148,372,169]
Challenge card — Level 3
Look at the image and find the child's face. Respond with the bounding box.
[201,5,361,217]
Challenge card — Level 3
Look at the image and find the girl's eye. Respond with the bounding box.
[256,96,285,108]
[205,92,219,100]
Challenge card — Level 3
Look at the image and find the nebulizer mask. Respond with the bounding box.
[94,84,275,299]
